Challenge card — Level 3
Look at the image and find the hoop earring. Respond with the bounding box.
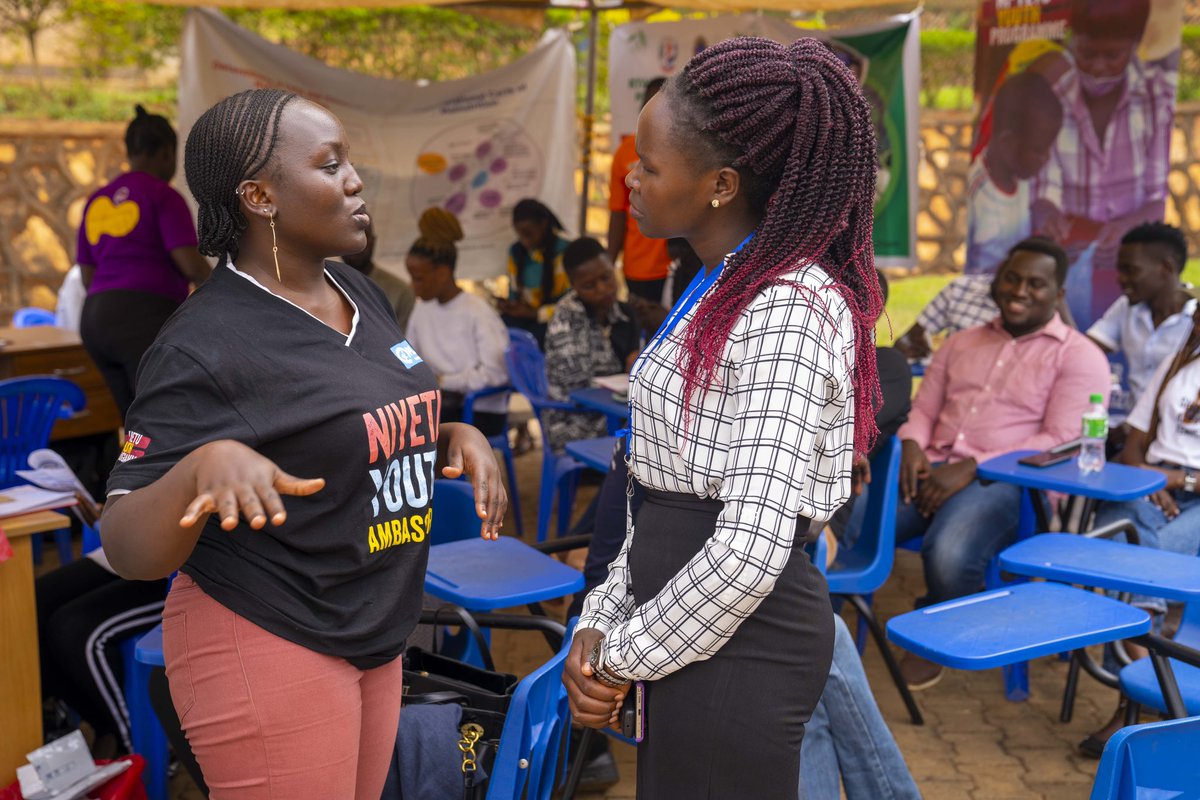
[710,199,720,209]
[269,213,281,283]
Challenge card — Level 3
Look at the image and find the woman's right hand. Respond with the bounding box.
[180,440,326,530]
[563,627,626,729]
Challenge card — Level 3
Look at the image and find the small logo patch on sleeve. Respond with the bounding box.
[118,431,152,463]
[390,341,424,369]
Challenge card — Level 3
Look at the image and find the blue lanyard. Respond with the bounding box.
[619,234,753,455]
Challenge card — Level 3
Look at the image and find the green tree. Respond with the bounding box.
[1,0,63,90]
[63,1,186,79]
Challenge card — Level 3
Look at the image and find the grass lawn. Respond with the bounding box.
[880,258,1200,346]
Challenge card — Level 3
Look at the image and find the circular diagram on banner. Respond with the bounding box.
[412,119,543,238]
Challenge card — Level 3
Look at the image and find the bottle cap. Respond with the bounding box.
[1089,393,1104,404]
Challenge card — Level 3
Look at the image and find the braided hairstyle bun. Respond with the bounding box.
[668,36,883,456]
[184,88,298,258]
[409,207,464,269]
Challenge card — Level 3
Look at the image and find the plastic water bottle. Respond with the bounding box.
[1078,393,1108,474]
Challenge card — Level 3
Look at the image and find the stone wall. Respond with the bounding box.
[4,105,1200,318]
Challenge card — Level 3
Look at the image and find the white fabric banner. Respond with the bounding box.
[178,8,578,280]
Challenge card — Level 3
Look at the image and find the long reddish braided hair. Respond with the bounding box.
[667,36,883,456]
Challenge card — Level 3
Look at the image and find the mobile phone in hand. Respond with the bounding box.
[620,681,645,742]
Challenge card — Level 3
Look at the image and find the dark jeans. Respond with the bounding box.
[567,440,633,619]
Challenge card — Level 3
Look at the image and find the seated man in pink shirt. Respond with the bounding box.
[895,237,1111,689]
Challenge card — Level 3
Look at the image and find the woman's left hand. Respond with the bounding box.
[439,422,507,540]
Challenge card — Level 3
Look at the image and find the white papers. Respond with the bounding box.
[0,484,76,519]
[591,373,631,395]
[16,448,99,525]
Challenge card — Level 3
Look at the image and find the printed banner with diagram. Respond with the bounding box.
[608,13,921,266]
[971,0,1181,328]
[178,8,578,280]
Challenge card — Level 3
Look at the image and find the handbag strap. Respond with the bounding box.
[404,691,470,706]
[432,604,496,672]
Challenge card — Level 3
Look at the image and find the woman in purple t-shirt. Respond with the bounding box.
[76,106,212,417]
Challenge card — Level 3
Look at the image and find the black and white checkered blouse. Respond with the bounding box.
[578,261,857,681]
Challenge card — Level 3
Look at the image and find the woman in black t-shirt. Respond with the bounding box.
[100,89,505,800]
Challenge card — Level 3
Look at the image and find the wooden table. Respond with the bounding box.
[0,510,73,786]
[0,326,121,440]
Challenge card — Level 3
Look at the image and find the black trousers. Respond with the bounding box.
[629,489,834,799]
[625,277,666,304]
[80,290,180,418]
[36,558,168,751]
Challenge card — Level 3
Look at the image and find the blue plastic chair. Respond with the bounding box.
[896,485,1039,701]
[504,332,592,542]
[0,376,86,565]
[462,382,523,537]
[126,627,169,800]
[824,437,922,724]
[1120,600,1200,718]
[12,306,57,327]
[487,622,575,800]
[426,479,583,666]
[1089,716,1200,799]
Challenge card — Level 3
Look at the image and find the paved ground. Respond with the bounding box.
[160,441,1123,799]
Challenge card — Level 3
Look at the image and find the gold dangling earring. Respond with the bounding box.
[711,198,720,209]
[269,213,281,283]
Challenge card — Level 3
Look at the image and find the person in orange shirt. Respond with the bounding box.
[608,77,671,303]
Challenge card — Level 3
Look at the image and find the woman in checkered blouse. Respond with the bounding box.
[563,37,885,797]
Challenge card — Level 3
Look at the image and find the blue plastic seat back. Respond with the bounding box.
[0,377,86,487]
[506,327,540,351]
[825,436,901,594]
[1089,715,1200,799]
[429,479,481,545]
[12,307,57,328]
[505,333,555,413]
[487,621,574,800]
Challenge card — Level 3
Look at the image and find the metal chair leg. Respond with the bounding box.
[844,594,924,725]
[561,727,594,799]
[1060,651,1082,723]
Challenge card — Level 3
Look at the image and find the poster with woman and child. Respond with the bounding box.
[969,0,1182,328]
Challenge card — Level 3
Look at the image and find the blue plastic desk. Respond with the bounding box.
[999,534,1200,603]
[570,387,628,435]
[565,436,618,473]
[886,582,1151,670]
[426,536,584,610]
[976,451,1166,502]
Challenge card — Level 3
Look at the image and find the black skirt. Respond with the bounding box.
[629,488,834,800]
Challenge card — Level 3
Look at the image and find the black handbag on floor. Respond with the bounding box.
[385,606,518,800]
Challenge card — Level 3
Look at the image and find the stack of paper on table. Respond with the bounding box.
[0,484,76,519]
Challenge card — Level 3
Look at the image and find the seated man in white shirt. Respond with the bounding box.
[404,208,509,437]
[1087,222,1194,404]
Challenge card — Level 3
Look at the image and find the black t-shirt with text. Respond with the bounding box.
[108,261,439,668]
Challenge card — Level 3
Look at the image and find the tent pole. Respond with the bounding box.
[579,3,598,236]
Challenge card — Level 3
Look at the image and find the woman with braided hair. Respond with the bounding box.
[99,89,506,799]
[406,206,510,437]
[564,37,882,796]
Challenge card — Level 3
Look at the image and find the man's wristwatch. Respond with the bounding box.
[587,639,629,688]
[1183,469,1197,494]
